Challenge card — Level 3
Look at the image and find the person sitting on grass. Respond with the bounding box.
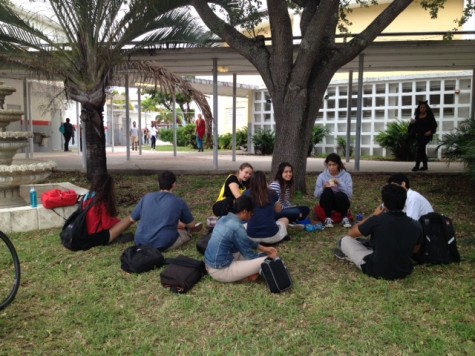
[387,173,434,221]
[118,170,202,251]
[336,184,422,280]
[205,196,278,283]
[244,170,290,245]
[268,161,310,228]
[314,153,353,228]
[70,173,133,251]
[212,162,253,217]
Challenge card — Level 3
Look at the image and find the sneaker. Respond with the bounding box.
[411,166,419,172]
[342,217,352,228]
[419,166,428,171]
[333,248,350,261]
[324,217,334,228]
[288,223,305,231]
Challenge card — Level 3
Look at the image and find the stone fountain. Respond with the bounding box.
[0,83,56,208]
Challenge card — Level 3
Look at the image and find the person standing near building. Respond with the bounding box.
[150,123,157,150]
[195,113,206,152]
[409,101,437,171]
[60,118,74,152]
[130,121,139,151]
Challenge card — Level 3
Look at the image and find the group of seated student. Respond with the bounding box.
[78,170,202,252]
[79,158,433,282]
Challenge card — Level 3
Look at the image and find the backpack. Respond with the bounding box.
[120,245,165,274]
[59,199,94,251]
[41,189,78,209]
[160,255,207,294]
[416,212,461,265]
[196,232,212,255]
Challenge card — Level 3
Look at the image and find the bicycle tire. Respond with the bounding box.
[0,231,21,311]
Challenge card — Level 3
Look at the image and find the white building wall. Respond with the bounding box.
[251,71,473,159]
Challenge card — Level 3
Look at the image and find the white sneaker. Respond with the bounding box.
[342,217,352,228]
[324,217,334,228]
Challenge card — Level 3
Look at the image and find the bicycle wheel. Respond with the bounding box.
[0,231,21,311]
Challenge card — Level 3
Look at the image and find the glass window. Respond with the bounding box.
[430,81,441,91]
[375,97,385,107]
[339,86,348,96]
[430,94,440,105]
[402,82,412,93]
[254,92,262,100]
[444,94,455,105]
[375,84,385,94]
[443,107,454,117]
[254,103,261,112]
[327,87,336,96]
[339,98,347,108]
[327,100,335,109]
[444,80,456,91]
[264,100,272,111]
[388,83,398,93]
[416,81,426,92]
[363,85,372,95]
[402,96,412,106]
[254,114,261,122]
[402,109,412,117]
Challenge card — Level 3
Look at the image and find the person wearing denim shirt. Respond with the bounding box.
[205,196,278,283]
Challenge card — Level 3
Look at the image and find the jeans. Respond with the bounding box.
[275,206,310,223]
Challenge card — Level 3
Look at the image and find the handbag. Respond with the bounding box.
[160,255,207,294]
[260,257,292,293]
[196,232,212,255]
[120,245,165,274]
[41,189,78,209]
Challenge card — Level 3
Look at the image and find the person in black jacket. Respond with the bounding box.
[409,101,437,171]
[61,118,75,152]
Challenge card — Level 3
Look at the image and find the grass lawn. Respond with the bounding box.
[1,172,474,354]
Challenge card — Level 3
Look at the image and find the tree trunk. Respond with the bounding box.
[80,104,108,181]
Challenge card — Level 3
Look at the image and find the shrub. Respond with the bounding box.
[337,136,353,157]
[159,124,196,147]
[219,127,249,149]
[375,120,416,161]
[437,116,475,180]
[252,128,275,155]
[309,125,331,156]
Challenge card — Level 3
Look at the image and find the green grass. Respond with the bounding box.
[1,172,474,354]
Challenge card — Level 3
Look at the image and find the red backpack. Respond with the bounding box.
[41,189,78,209]
[314,205,353,224]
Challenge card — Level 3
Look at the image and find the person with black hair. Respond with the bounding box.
[387,173,433,220]
[245,170,289,245]
[60,118,75,152]
[119,170,202,251]
[71,173,132,250]
[336,184,422,280]
[269,162,310,226]
[314,153,353,228]
[205,196,278,283]
[409,101,438,171]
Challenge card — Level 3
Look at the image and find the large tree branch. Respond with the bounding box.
[333,0,414,68]
[291,0,339,88]
[267,0,293,89]
[190,0,272,82]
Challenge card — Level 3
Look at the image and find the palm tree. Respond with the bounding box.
[0,0,212,179]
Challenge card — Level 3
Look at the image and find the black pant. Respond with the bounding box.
[69,230,110,251]
[319,188,350,218]
[415,135,431,168]
[63,133,72,151]
[151,135,156,149]
[212,197,234,217]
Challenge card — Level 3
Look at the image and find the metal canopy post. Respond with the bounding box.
[232,73,237,162]
[346,70,353,163]
[354,55,364,171]
[173,88,177,157]
[212,58,218,169]
[125,74,130,161]
[138,89,142,155]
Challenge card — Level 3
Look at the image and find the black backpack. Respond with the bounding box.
[416,212,461,265]
[60,199,95,251]
[120,245,165,273]
[160,255,207,294]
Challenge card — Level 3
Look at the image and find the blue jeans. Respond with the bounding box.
[275,206,310,223]
[197,136,203,150]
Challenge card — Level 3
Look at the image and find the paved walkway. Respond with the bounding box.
[16,146,465,175]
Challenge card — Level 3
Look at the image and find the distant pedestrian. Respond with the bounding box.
[130,121,139,151]
[60,118,74,152]
[195,114,206,152]
[150,123,157,150]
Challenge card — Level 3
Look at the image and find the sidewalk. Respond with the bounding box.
[17,146,465,175]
